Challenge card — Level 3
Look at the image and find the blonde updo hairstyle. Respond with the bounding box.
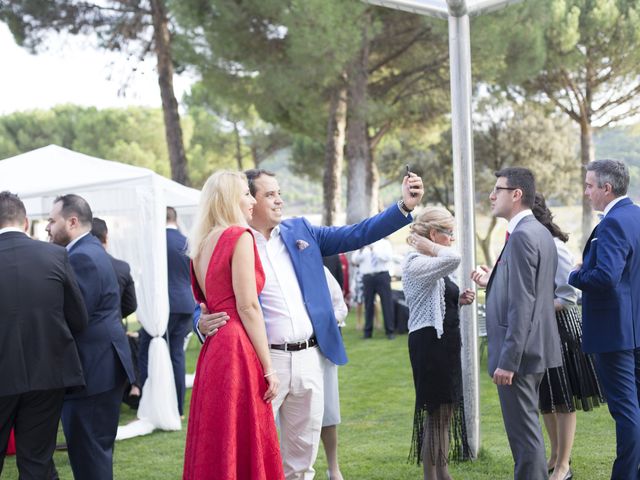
[188,170,248,259]
[408,206,455,244]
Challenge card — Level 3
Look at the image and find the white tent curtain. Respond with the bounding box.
[0,145,200,439]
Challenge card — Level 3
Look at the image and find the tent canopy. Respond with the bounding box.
[1,144,199,214]
[0,144,201,434]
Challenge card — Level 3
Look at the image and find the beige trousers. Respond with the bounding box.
[271,346,325,480]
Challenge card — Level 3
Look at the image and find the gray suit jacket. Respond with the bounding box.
[486,215,562,376]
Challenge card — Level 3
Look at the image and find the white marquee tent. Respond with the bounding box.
[0,144,201,438]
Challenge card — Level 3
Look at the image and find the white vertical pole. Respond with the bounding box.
[448,12,479,458]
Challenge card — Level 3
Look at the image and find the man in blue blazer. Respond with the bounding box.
[569,159,640,480]
[197,168,424,479]
[46,194,135,480]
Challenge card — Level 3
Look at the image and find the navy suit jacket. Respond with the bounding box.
[569,197,640,354]
[68,233,135,396]
[167,228,196,314]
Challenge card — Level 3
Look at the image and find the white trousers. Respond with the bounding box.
[271,346,325,480]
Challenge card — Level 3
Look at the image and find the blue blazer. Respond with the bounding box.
[68,234,135,396]
[274,204,411,365]
[569,197,640,354]
[167,228,196,314]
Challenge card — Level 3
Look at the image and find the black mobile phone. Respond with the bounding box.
[406,164,417,197]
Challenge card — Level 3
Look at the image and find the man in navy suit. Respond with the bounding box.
[46,194,135,480]
[569,159,640,480]
[197,169,424,479]
[138,207,195,416]
[92,217,140,406]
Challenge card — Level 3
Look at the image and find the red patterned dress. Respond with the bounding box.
[183,226,284,480]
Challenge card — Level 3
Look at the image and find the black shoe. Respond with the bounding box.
[387,334,396,340]
[362,334,372,339]
[562,469,573,480]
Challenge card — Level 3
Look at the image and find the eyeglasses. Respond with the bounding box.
[434,227,454,237]
[491,186,517,195]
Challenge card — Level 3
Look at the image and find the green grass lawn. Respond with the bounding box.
[2,314,617,479]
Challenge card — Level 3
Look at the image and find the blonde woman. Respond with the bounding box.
[402,207,474,480]
[182,171,284,480]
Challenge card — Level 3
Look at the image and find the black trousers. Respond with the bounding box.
[362,271,395,336]
[0,389,65,480]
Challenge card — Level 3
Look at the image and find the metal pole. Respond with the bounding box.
[448,12,480,458]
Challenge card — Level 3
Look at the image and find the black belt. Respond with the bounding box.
[270,336,318,352]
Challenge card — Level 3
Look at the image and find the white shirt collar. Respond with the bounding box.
[507,209,533,234]
[251,225,281,241]
[603,195,628,217]
[66,231,91,251]
[0,226,27,236]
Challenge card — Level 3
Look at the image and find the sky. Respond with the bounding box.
[0,23,193,115]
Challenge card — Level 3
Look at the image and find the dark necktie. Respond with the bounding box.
[505,231,510,243]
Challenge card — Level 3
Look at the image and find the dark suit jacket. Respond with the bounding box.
[0,231,87,396]
[569,197,640,353]
[167,227,195,314]
[486,215,562,376]
[109,254,137,319]
[68,233,135,396]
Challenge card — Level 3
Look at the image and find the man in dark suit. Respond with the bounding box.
[46,194,135,480]
[472,167,562,480]
[91,217,140,406]
[569,159,640,480]
[91,217,137,320]
[138,206,195,416]
[0,191,87,480]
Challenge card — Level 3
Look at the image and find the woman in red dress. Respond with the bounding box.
[183,171,284,480]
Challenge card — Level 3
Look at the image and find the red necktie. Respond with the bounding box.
[505,231,510,243]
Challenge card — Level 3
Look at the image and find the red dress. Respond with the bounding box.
[183,227,284,480]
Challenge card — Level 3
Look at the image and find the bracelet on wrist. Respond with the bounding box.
[263,370,277,378]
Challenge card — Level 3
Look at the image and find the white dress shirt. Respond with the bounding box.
[0,227,25,236]
[507,209,533,234]
[65,231,91,251]
[350,238,394,275]
[252,226,315,344]
[603,195,628,217]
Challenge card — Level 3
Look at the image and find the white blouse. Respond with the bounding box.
[401,246,461,337]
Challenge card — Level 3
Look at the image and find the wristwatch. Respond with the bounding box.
[397,199,413,215]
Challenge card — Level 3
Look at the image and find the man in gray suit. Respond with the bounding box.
[472,167,562,479]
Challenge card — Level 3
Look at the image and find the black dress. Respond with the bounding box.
[408,276,470,465]
[539,306,606,413]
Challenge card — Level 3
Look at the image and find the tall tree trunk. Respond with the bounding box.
[150,0,189,186]
[370,158,380,213]
[346,16,374,224]
[579,119,595,246]
[322,80,348,226]
[233,121,243,171]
